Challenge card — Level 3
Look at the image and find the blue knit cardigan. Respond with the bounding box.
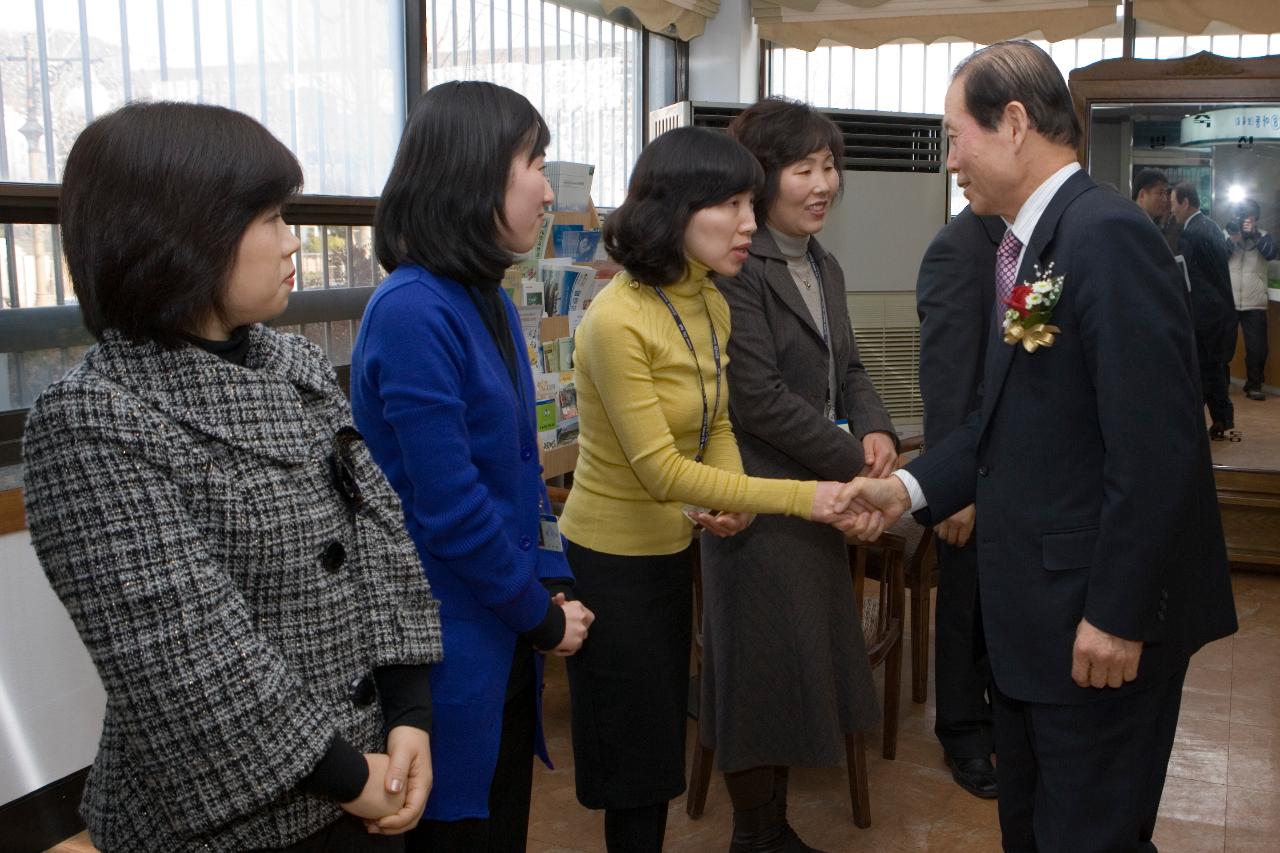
[350,263,571,820]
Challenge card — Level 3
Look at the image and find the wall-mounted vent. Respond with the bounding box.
[649,101,942,174]
[845,292,923,425]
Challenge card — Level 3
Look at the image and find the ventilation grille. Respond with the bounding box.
[649,101,942,174]
[846,292,922,424]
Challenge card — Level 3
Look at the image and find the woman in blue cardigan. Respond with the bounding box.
[351,81,594,851]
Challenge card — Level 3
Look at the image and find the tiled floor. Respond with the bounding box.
[47,571,1280,853]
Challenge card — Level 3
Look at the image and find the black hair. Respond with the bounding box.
[60,101,302,347]
[1132,168,1169,201]
[1173,182,1200,209]
[727,97,844,225]
[603,127,764,286]
[953,40,1082,149]
[1237,198,1261,220]
[375,81,550,284]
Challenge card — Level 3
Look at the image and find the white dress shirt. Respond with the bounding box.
[892,161,1082,513]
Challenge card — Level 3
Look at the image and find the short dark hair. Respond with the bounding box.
[953,40,1082,149]
[727,97,844,225]
[1132,168,1168,201]
[60,101,302,347]
[376,81,550,284]
[1173,182,1200,209]
[603,127,764,287]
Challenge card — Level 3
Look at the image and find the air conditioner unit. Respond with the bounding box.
[649,100,947,426]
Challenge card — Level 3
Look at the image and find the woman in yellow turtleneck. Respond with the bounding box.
[559,127,861,852]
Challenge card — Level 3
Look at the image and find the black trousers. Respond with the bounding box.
[408,647,537,853]
[1196,325,1234,426]
[1233,309,1269,391]
[991,663,1187,853]
[933,539,994,759]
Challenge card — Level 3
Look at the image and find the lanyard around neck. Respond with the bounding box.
[653,285,721,463]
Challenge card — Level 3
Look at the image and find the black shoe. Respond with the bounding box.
[1209,423,1228,440]
[1246,389,1266,401]
[945,754,999,799]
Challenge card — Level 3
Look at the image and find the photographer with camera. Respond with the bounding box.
[1225,198,1278,401]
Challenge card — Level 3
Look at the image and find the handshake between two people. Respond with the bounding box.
[812,476,977,549]
[810,474,913,543]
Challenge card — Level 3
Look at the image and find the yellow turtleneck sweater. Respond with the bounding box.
[559,262,818,556]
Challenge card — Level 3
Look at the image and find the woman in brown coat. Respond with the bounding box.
[699,98,898,852]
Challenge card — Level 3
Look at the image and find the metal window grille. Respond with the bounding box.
[425,0,643,208]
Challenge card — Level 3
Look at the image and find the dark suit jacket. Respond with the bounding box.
[906,170,1237,705]
[917,207,1005,448]
[1178,210,1235,339]
[714,228,896,480]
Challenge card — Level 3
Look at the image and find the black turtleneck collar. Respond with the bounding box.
[185,325,252,366]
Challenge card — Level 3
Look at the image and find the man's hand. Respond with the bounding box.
[367,727,432,834]
[934,504,975,548]
[691,510,755,538]
[827,476,912,541]
[1071,618,1142,689]
[551,593,595,657]
[859,432,898,479]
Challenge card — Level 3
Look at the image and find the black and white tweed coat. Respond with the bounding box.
[22,326,443,852]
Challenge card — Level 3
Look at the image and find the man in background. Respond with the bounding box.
[1172,182,1236,437]
[914,207,1005,800]
[1225,198,1277,401]
[1132,168,1179,253]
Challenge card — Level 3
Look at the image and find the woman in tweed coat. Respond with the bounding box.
[22,102,443,852]
[699,98,898,852]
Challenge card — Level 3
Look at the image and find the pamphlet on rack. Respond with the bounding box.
[554,227,601,262]
[544,162,594,212]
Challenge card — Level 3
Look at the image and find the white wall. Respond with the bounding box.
[688,0,758,104]
[823,170,950,292]
[0,530,104,805]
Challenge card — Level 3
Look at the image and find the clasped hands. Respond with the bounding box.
[342,725,432,834]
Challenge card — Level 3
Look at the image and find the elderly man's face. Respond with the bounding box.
[944,77,1019,218]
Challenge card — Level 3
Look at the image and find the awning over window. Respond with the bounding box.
[601,0,720,40]
[751,0,1117,52]
[604,0,1280,48]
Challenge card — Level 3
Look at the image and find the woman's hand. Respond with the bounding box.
[340,753,406,822]
[551,593,595,656]
[691,510,755,538]
[366,727,432,834]
[859,431,898,479]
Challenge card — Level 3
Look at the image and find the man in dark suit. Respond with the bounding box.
[1171,181,1237,438]
[843,40,1237,851]
[915,207,1005,798]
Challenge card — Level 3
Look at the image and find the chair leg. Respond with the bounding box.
[911,584,931,704]
[882,618,903,761]
[687,722,714,819]
[845,730,871,828]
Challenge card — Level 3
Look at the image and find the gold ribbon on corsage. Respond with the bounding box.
[1001,264,1066,354]
[1003,321,1061,353]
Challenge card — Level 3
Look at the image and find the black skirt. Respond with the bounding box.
[564,539,693,810]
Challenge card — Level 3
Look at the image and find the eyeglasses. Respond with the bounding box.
[327,426,365,512]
